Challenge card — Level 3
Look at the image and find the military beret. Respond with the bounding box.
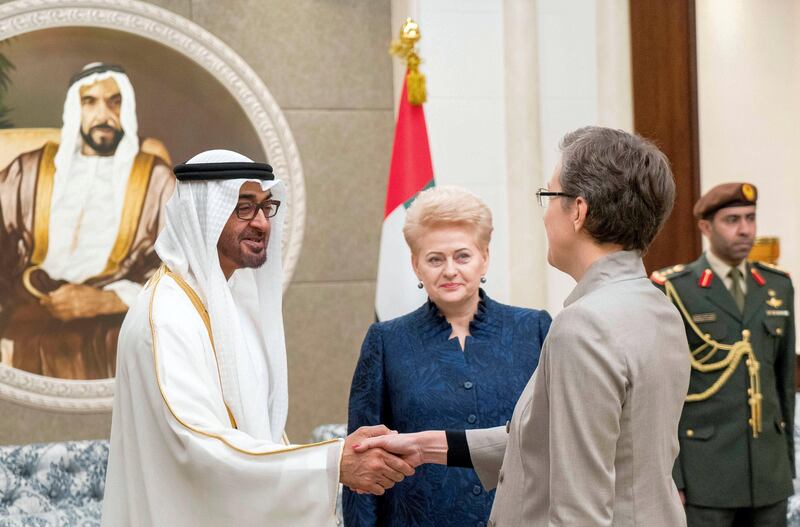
[693,182,757,219]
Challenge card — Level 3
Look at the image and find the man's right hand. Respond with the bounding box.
[339,425,415,495]
[353,430,447,467]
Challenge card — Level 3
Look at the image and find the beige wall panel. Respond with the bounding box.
[286,109,392,284]
[191,0,394,110]
[283,281,375,440]
[0,401,110,445]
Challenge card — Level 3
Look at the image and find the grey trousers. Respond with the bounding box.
[685,500,788,527]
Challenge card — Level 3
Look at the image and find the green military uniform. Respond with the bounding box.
[652,255,795,510]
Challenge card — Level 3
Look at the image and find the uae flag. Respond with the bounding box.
[375,75,435,321]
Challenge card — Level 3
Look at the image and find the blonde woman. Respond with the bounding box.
[344,186,551,527]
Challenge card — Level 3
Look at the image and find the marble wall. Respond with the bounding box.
[0,0,394,443]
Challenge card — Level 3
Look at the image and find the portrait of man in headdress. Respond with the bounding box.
[0,62,175,380]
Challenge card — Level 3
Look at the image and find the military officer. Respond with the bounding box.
[652,182,795,526]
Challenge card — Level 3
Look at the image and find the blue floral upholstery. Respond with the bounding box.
[310,424,347,443]
[0,440,108,527]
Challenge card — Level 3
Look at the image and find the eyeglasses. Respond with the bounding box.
[234,199,281,221]
[535,188,576,208]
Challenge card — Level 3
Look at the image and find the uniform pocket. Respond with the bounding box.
[694,320,728,341]
[763,318,787,338]
[682,426,714,440]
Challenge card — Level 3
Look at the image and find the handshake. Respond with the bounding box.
[338,425,447,495]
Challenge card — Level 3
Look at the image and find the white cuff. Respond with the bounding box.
[102,279,143,307]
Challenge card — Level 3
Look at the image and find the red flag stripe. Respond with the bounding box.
[384,74,435,218]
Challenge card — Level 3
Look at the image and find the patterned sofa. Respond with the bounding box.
[0,440,107,526]
[0,425,347,527]
[1,421,799,526]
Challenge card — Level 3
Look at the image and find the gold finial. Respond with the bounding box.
[390,18,427,105]
[400,18,421,47]
[390,18,421,58]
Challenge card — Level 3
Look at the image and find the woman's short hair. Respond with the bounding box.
[403,185,493,254]
[559,126,675,252]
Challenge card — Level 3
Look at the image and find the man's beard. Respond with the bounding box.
[80,125,124,156]
[218,227,268,270]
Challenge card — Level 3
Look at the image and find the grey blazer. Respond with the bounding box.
[467,251,690,526]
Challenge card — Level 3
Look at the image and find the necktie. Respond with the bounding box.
[729,268,745,313]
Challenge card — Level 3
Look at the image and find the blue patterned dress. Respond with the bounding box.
[343,291,551,527]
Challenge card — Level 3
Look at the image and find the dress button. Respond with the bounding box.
[472,485,482,496]
[464,380,474,389]
[467,414,477,424]
[686,429,694,438]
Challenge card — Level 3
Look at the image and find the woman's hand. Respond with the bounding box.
[353,430,448,467]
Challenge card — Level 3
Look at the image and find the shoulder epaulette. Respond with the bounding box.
[650,264,690,285]
[753,260,791,278]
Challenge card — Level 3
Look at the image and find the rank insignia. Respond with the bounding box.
[651,264,686,286]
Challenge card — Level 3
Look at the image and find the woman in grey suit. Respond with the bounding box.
[353,126,691,526]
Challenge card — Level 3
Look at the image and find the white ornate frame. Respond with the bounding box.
[0,0,306,412]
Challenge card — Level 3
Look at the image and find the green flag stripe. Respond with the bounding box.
[402,180,435,210]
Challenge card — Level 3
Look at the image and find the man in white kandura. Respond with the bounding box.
[102,150,413,526]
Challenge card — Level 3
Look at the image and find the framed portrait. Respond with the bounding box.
[0,0,305,411]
